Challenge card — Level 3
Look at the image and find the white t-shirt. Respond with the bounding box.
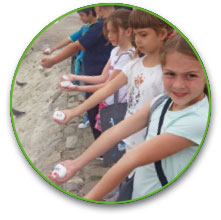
[122,56,164,149]
[104,46,134,105]
[132,95,209,199]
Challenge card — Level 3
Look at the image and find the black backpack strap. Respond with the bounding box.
[117,95,171,201]
[145,94,169,137]
[114,90,119,104]
[154,97,172,186]
[145,94,172,186]
[157,97,172,135]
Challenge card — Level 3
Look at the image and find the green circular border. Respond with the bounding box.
[10,2,211,205]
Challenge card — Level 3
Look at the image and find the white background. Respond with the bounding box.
[1,0,220,219]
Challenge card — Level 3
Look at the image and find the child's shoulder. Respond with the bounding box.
[111,47,135,55]
[111,46,120,54]
[130,55,162,68]
[88,19,102,30]
[150,96,209,145]
[122,56,145,74]
[152,95,208,116]
[128,55,144,65]
[81,24,90,34]
[168,97,209,145]
[171,97,209,128]
[151,94,168,106]
[191,96,209,118]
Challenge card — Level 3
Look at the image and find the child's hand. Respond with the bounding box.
[43,48,52,55]
[48,160,78,184]
[58,82,79,92]
[52,109,74,125]
[41,57,55,68]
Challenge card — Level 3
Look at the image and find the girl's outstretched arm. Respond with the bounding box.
[53,72,128,125]
[49,100,151,184]
[67,60,111,85]
[85,133,195,201]
[60,69,122,93]
[58,83,106,93]
[41,41,84,68]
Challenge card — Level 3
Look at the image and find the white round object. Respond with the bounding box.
[53,111,66,121]
[44,48,51,54]
[62,75,69,80]
[60,81,72,88]
[52,164,67,178]
[39,66,44,71]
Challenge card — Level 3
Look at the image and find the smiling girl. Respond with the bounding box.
[162,40,207,110]
[83,33,209,201]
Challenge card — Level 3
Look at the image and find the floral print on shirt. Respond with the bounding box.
[128,73,145,114]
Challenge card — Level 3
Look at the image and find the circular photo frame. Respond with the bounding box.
[10,3,211,204]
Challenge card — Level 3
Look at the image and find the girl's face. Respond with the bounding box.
[106,21,128,47]
[133,28,166,54]
[163,51,206,110]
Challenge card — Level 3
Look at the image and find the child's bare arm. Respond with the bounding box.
[107,69,122,82]
[74,83,106,93]
[43,38,72,54]
[41,41,84,68]
[49,100,151,184]
[53,72,128,125]
[85,133,195,201]
[61,69,122,93]
[69,60,111,84]
[51,38,72,53]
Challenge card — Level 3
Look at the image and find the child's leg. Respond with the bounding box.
[70,53,79,74]
[78,113,89,129]
[74,60,89,128]
[71,54,80,85]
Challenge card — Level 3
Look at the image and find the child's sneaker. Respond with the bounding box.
[78,115,89,128]
[96,156,103,161]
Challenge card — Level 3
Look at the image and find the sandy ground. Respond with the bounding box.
[11,12,109,198]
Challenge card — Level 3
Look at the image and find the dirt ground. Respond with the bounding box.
[12,12,109,199]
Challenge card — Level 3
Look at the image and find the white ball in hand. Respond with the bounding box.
[44,48,51,55]
[53,111,66,121]
[62,75,69,80]
[60,81,72,88]
[52,164,67,178]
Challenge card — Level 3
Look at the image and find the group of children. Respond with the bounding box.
[43,7,97,128]
[41,6,209,202]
